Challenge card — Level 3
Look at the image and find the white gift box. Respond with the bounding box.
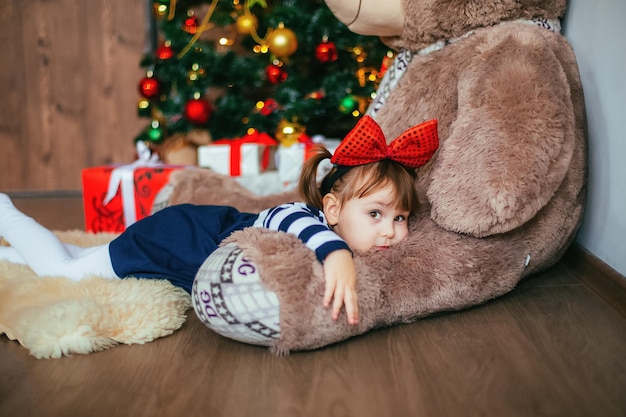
[276,139,341,189]
[198,143,262,176]
[198,134,276,176]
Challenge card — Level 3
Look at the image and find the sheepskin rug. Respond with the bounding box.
[0,230,191,359]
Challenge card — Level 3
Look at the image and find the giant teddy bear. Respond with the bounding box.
[160,0,587,353]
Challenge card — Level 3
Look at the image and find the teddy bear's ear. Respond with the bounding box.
[323,0,404,36]
[380,0,568,51]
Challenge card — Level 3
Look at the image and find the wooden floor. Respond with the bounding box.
[1,195,625,417]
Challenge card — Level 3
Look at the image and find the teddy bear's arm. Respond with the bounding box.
[427,31,576,237]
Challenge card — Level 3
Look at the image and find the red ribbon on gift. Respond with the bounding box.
[213,131,277,176]
[291,132,316,160]
[103,141,163,227]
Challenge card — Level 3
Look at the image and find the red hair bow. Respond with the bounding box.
[331,115,439,168]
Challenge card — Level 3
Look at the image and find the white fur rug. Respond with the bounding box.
[0,230,192,359]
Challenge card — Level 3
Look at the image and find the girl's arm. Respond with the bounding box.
[256,203,359,324]
[322,249,359,325]
[256,203,351,260]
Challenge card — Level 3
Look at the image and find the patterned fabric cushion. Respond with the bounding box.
[192,243,280,345]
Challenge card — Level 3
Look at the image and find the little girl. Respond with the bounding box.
[0,116,438,325]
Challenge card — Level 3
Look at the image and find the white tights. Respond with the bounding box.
[0,193,118,280]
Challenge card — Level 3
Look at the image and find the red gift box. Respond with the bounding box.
[82,164,181,233]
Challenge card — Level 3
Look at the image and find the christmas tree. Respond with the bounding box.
[136,0,390,155]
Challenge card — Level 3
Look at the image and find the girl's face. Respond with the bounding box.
[323,183,410,252]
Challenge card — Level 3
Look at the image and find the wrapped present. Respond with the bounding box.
[197,131,277,176]
[276,135,341,190]
[82,142,183,233]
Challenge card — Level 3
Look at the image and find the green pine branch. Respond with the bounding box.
[136,0,388,144]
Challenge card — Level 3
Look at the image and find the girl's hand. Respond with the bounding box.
[322,249,359,325]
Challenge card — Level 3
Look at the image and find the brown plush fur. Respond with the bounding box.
[158,0,587,352]
[388,0,567,50]
[167,168,299,213]
[0,0,586,358]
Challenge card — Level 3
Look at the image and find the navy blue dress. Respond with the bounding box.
[108,204,257,293]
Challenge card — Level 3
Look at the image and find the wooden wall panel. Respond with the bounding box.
[0,0,147,191]
[0,2,27,191]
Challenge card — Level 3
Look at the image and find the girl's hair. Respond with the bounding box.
[299,145,419,212]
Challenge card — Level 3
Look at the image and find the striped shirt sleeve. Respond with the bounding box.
[253,202,351,263]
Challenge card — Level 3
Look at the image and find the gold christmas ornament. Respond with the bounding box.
[267,24,298,58]
[356,67,379,87]
[351,46,367,63]
[137,98,151,117]
[153,3,168,18]
[236,14,258,34]
[275,119,305,147]
[246,0,267,8]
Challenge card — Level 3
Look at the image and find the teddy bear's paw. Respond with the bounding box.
[152,183,174,214]
[192,243,281,345]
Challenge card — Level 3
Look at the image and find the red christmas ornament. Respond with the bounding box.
[138,76,160,99]
[183,16,199,34]
[184,97,213,125]
[156,44,174,60]
[259,98,279,116]
[379,54,393,78]
[265,64,288,84]
[315,41,338,63]
[306,90,325,100]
